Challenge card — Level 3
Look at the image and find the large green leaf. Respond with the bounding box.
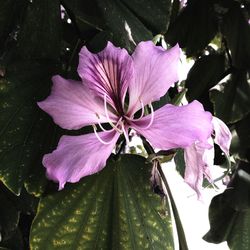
[221,1,250,69]
[0,0,16,47]
[30,155,174,249]
[15,0,61,60]
[166,0,218,56]
[0,61,59,195]
[61,0,104,33]
[97,0,152,51]
[210,71,250,123]
[186,53,225,101]
[120,0,172,34]
[204,161,250,249]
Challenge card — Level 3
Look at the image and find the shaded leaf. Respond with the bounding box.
[186,54,225,101]
[0,184,20,241]
[221,1,250,69]
[0,227,24,250]
[30,155,174,249]
[16,0,61,60]
[0,0,17,47]
[204,161,250,249]
[174,149,185,178]
[210,71,250,123]
[97,0,152,51]
[166,0,218,56]
[61,0,104,33]
[231,113,250,161]
[120,0,172,34]
[0,61,59,195]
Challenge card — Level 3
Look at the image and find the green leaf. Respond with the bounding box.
[204,161,250,249]
[30,155,174,249]
[0,184,20,241]
[174,149,185,178]
[204,193,250,250]
[120,0,172,34]
[227,210,250,250]
[97,0,153,51]
[166,0,218,56]
[0,0,16,46]
[231,114,250,161]
[210,71,250,123]
[16,0,61,60]
[0,61,59,195]
[186,54,225,101]
[61,0,104,33]
[0,227,24,250]
[221,1,250,69]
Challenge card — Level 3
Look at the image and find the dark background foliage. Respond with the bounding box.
[0,0,250,249]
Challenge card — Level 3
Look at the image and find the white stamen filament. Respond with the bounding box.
[126,102,155,129]
[104,94,123,133]
[131,100,145,121]
[141,102,154,129]
[121,123,130,145]
[97,119,110,132]
[92,125,114,145]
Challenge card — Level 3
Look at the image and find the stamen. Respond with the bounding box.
[92,125,114,145]
[142,102,154,129]
[130,102,155,129]
[121,123,130,144]
[97,119,110,132]
[133,99,145,120]
[104,94,123,133]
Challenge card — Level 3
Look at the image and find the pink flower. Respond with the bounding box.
[38,41,213,189]
[184,117,232,197]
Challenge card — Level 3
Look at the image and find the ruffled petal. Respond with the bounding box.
[212,117,232,155]
[38,75,117,130]
[127,41,180,115]
[131,100,213,150]
[43,130,120,190]
[184,138,214,198]
[78,42,133,112]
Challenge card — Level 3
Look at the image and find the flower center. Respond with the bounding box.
[92,95,155,145]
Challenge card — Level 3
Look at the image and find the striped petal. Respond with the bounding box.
[78,42,133,113]
[128,41,180,115]
[38,75,117,130]
[43,130,120,190]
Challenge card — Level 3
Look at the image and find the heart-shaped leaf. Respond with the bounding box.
[30,155,174,249]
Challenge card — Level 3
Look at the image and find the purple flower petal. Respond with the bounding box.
[212,117,232,155]
[43,130,120,190]
[131,100,213,150]
[38,75,117,130]
[184,139,214,198]
[127,41,180,115]
[78,42,133,111]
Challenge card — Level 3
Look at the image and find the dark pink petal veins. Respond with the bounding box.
[43,130,120,190]
[38,75,118,130]
[131,101,213,150]
[128,41,180,115]
[78,42,134,113]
